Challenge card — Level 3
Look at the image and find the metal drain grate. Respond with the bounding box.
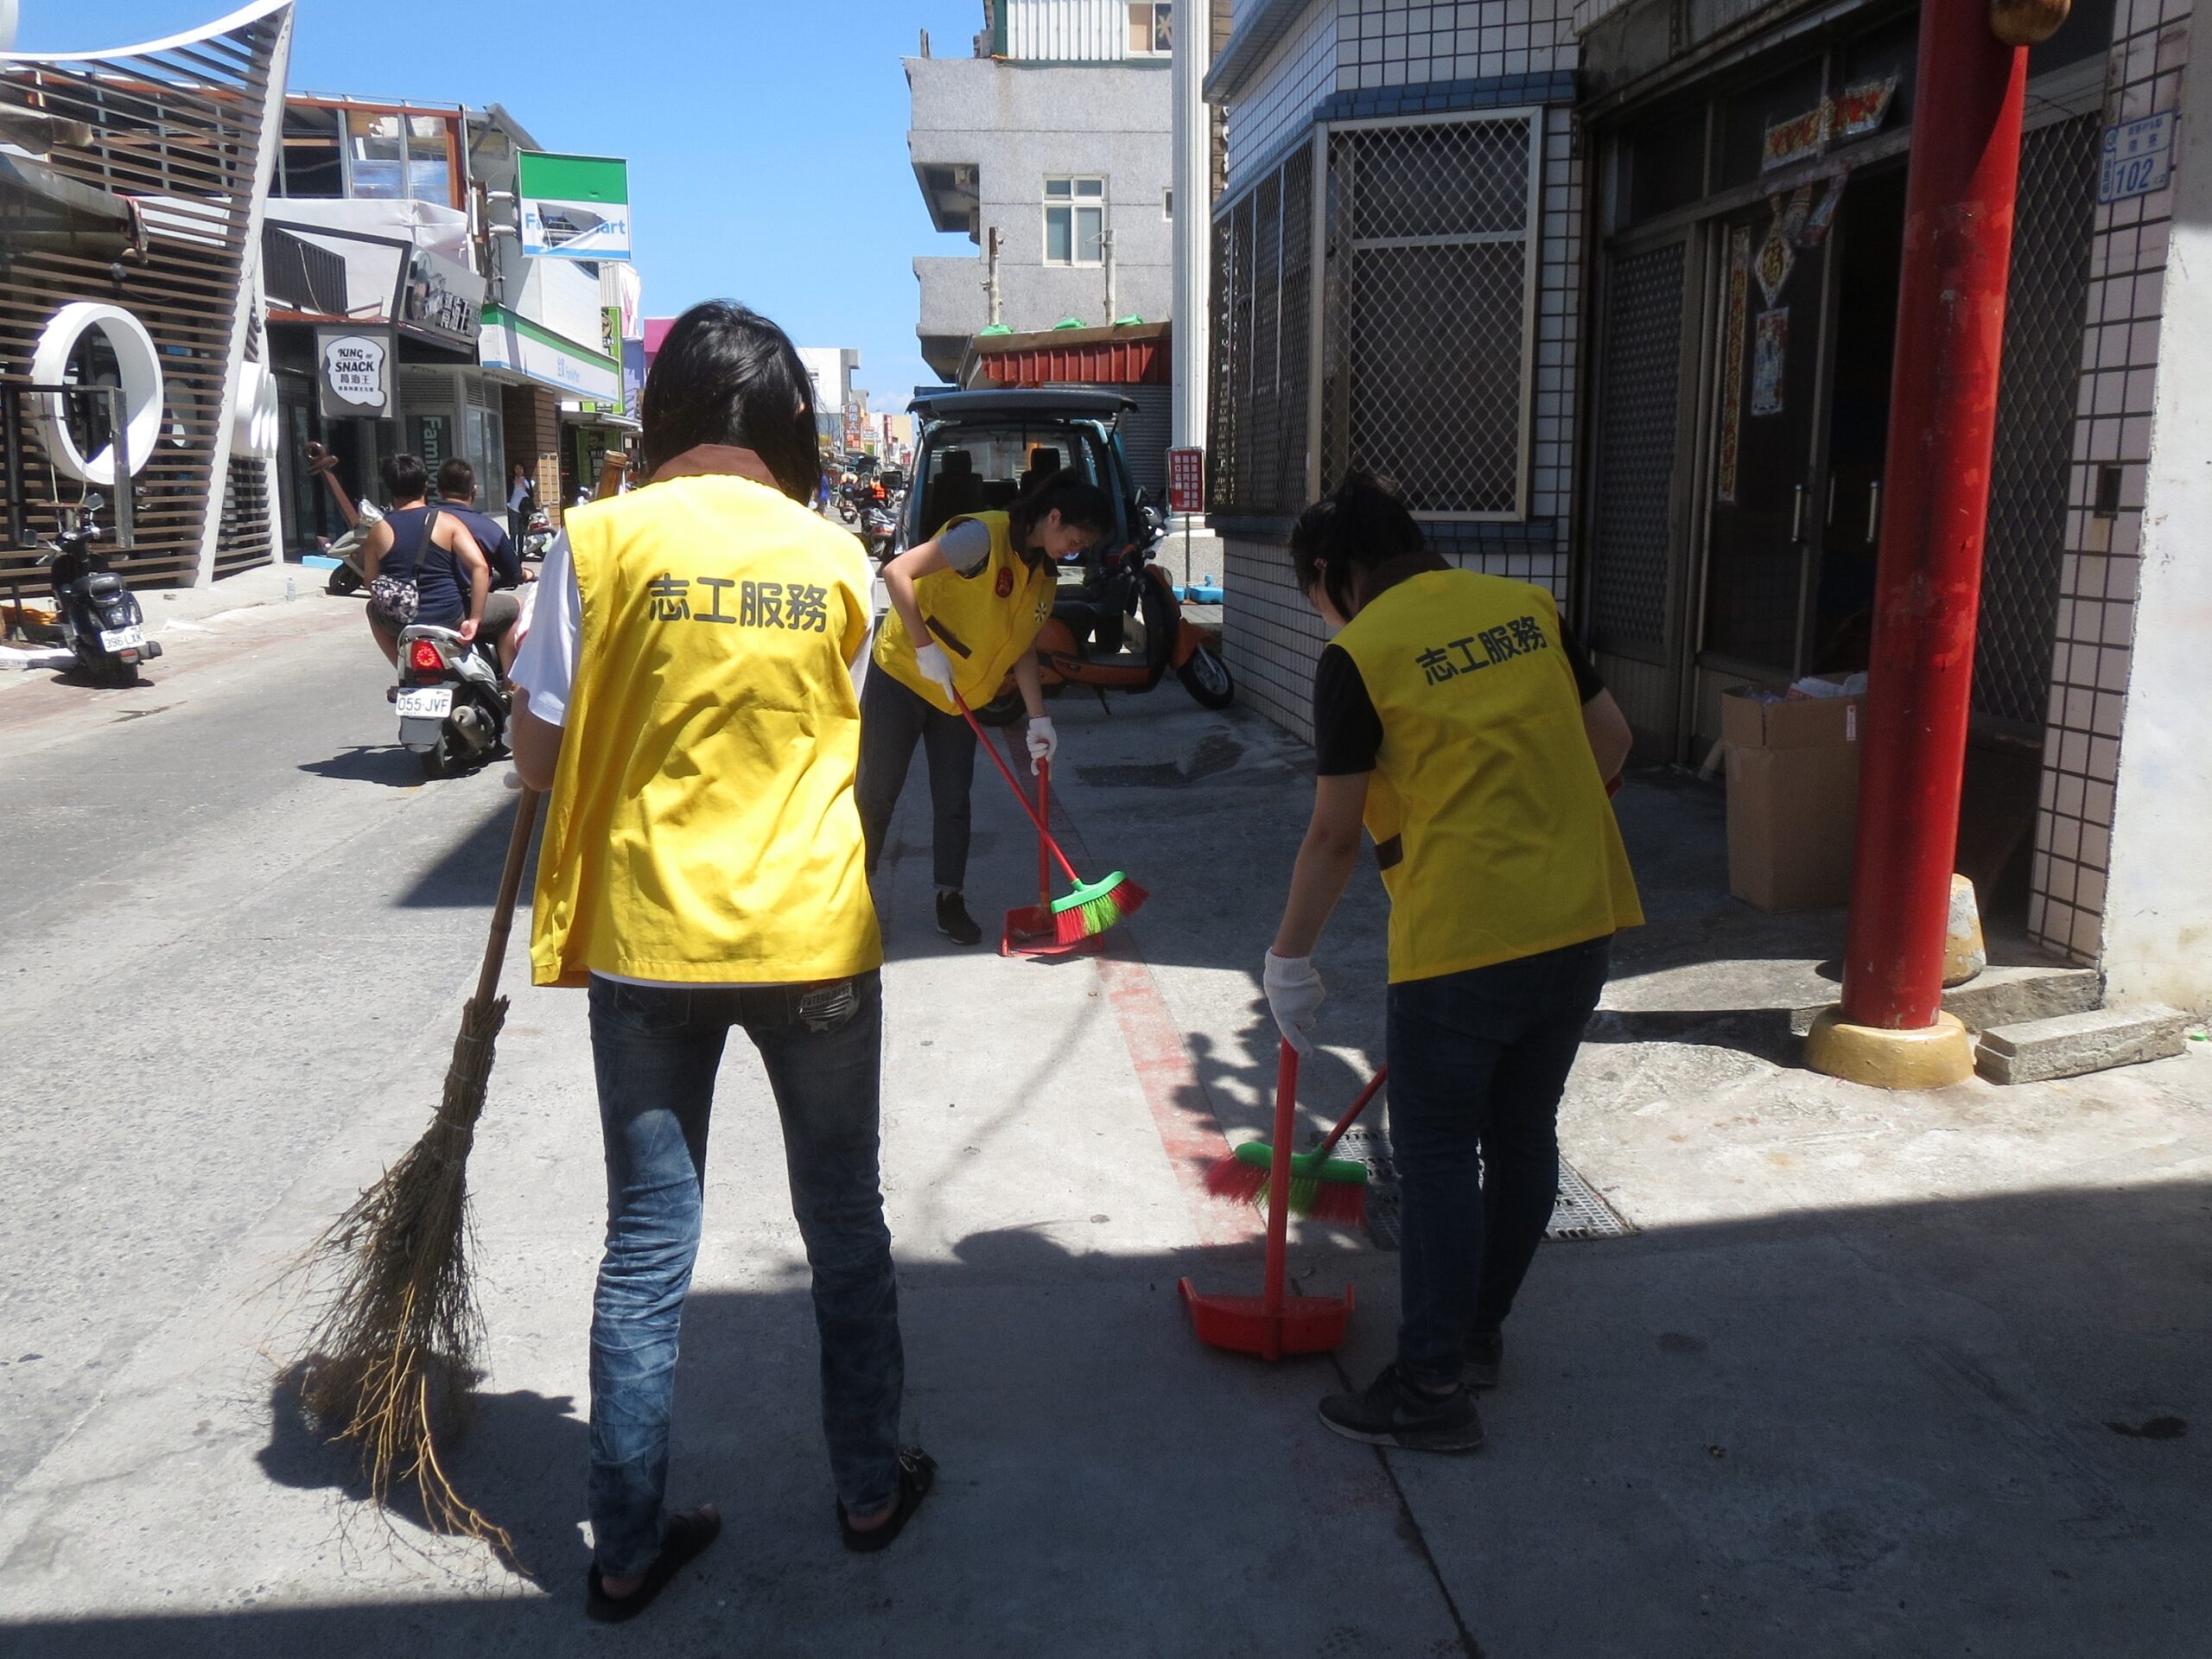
[1549,1160,1636,1242]
[1316,1122,1633,1249]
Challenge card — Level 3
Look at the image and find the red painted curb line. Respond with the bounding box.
[1002,730,1255,1248]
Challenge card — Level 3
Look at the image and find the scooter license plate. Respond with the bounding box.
[100,625,146,652]
[395,686,454,719]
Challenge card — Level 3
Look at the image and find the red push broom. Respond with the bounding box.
[1205,1065,1385,1224]
[950,690,1146,946]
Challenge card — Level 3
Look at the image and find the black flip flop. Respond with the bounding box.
[837,1446,937,1554]
[584,1505,722,1623]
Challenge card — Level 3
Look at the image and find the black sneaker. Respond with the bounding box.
[1464,1329,1503,1391]
[935,890,982,946]
[1318,1363,1485,1452]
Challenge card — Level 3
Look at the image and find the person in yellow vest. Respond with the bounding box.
[858,469,1114,944]
[1262,470,1641,1454]
[510,303,932,1624]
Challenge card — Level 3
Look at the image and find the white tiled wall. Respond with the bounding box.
[1224,2,1341,190]
[2029,0,2191,965]
[1219,0,1585,741]
[1334,0,1580,86]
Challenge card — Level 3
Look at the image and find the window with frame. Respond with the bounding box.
[1044,176,1106,266]
[345,111,453,205]
[1212,111,1541,519]
[1128,3,1173,54]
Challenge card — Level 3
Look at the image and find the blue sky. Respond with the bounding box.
[19,0,988,407]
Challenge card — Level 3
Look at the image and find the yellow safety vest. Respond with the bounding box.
[1332,570,1643,983]
[531,474,883,987]
[872,511,1056,713]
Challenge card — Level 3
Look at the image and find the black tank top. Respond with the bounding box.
[381,505,465,625]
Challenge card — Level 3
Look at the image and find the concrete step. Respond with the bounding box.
[1975,1004,2192,1085]
[1783,963,2102,1037]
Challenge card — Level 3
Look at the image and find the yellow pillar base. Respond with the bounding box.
[1804,1008,1975,1089]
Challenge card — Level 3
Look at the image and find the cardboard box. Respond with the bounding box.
[1722,684,1864,912]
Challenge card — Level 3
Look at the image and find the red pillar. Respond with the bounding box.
[1840,4,2029,1031]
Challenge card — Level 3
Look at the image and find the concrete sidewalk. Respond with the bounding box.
[0,688,2204,1656]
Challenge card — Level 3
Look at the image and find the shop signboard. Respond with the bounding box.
[518,151,632,261]
[401,245,486,349]
[315,326,394,420]
[622,338,645,423]
[478,305,620,403]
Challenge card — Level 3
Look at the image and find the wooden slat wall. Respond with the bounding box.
[0,11,286,588]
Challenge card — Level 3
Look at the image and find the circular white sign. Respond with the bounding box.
[28,303,165,486]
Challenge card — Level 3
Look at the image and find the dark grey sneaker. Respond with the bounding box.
[935,890,982,946]
[1319,1363,1485,1452]
[1464,1329,1503,1391]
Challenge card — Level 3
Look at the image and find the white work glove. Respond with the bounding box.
[1027,715,1058,774]
[1263,950,1325,1057]
[912,641,957,696]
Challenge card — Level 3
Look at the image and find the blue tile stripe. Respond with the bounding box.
[1315,70,1579,124]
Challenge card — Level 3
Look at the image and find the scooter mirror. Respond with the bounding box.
[82,492,106,512]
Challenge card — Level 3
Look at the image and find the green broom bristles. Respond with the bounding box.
[1205,1138,1370,1222]
[1050,871,1147,945]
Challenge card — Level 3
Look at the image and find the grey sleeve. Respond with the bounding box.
[938,518,993,576]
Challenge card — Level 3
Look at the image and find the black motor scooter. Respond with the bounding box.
[37,493,162,685]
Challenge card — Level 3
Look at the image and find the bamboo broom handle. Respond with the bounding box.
[471,788,542,1008]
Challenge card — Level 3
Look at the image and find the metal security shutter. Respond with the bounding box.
[1116,384,1173,495]
[1976,112,2099,733]
[1588,241,1687,652]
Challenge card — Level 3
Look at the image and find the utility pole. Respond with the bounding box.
[982,226,1002,327]
[1807,0,2070,1088]
[1103,227,1116,321]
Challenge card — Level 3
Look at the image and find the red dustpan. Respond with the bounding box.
[1001,760,1096,958]
[1180,1042,1356,1357]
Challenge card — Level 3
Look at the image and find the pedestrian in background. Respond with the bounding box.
[511,300,932,1624]
[1263,469,1641,1453]
[507,461,536,543]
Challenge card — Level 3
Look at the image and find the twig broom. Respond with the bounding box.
[292,786,541,1558]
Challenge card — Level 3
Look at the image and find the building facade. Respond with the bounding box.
[1205,0,2212,1007]
[906,0,1177,379]
[2,3,294,588]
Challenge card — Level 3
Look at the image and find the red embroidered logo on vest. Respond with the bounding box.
[995,569,1014,598]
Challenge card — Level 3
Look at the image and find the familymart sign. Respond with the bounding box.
[518,151,632,261]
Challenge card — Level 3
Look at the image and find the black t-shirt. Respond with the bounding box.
[441,502,522,588]
[1313,622,1605,777]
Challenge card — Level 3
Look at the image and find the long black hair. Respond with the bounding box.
[1007,467,1114,553]
[639,301,818,504]
[1288,469,1424,618]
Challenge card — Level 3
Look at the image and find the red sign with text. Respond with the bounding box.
[1166,447,1205,512]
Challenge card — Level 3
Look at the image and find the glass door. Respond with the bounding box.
[1699,191,1834,678]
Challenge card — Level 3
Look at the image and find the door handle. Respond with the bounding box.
[1790,484,1807,543]
[1866,479,1882,543]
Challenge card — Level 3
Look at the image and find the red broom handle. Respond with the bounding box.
[950,691,1084,887]
[1312,1066,1387,1162]
[1261,1040,1298,1360]
[1036,758,1053,912]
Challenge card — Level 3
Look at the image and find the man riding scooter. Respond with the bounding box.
[434,457,537,672]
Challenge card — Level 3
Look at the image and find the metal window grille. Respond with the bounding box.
[1976,112,2099,733]
[1587,241,1687,652]
[1207,144,1313,515]
[1319,112,1541,519]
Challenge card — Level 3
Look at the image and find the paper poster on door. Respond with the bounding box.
[1755,213,1796,308]
[1751,308,1788,417]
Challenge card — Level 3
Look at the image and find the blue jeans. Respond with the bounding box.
[1386,936,1612,1389]
[586,971,902,1577]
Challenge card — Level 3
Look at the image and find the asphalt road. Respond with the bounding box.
[0,594,527,1495]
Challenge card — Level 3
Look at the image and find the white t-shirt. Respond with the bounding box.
[508,526,877,992]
